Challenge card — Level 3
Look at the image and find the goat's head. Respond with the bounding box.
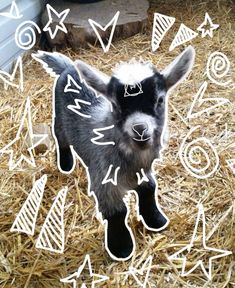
[75,46,195,154]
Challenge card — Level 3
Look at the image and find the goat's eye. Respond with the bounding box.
[157,96,164,105]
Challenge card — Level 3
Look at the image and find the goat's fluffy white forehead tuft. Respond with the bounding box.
[112,59,155,85]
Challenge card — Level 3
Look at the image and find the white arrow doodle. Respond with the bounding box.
[187,81,229,119]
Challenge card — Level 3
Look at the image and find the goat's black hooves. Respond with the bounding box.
[140,208,168,231]
[105,215,134,260]
[58,147,74,172]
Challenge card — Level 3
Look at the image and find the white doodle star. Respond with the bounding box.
[121,255,153,288]
[43,4,70,39]
[197,13,219,38]
[60,254,109,288]
[168,203,232,280]
[0,97,48,171]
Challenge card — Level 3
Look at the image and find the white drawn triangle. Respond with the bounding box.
[35,187,68,253]
[169,23,198,51]
[10,175,47,235]
[151,13,175,52]
[64,74,82,94]
[187,81,230,119]
[88,11,120,53]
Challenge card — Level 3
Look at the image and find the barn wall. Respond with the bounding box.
[0,0,45,72]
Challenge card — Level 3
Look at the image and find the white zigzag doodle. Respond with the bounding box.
[88,11,120,53]
[0,0,23,19]
[35,187,68,254]
[169,24,198,51]
[67,99,92,119]
[10,175,47,235]
[91,125,115,146]
[187,81,229,119]
[168,203,232,280]
[102,164,120,186]
[136,168,149,185]
[0,56,23,92]
[43,4,70,39]
[151,12,175,52]
[60,254,109,288]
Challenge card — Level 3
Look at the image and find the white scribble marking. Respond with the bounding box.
[151,13,175,52]
[124,83,143,97]
[88,11,120,53]
[102,165,120,186]
[91,125,115,146]
[169,24,198,51]
[43,4,70,39]
[206,51,235,89]
[0,0,22,19]
[197,12,219,38]
[168,203,232,280]
[179,126,219,179]
[15,21,41,50]
[0,56,23,92]
[187,81,229,119]
[10,175,47,235]
[35,187,68,254]
[60,254,109,287]
[0,97,48,171]
[64,74,82,94]
[136,169,149,185]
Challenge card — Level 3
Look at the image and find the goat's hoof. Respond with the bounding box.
[106,221,134,260]
[140,208,168,231]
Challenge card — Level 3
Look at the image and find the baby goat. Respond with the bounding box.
[33,46,195,260]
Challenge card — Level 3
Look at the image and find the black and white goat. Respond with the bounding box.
[33,46,195,260]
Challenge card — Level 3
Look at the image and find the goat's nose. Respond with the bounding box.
[132,123,148,137]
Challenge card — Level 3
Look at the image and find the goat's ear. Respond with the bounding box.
[75,60,110,95]
[162,46,195,91]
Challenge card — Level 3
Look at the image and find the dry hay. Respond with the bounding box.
[0,0,234,287]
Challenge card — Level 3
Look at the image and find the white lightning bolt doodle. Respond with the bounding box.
[91,125,115,146]
[67,99,91,119]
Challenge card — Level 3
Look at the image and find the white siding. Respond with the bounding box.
[0,0,45,72]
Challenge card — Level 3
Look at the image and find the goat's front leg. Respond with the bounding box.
[95,190,134,260]
[136,176,168,231]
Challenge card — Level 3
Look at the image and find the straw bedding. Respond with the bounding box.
[0,0,234,287]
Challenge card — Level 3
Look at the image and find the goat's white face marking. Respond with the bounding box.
[123,112,157,148]
[113,60,154,85]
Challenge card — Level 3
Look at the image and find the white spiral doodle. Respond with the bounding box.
[206,51,234,88]
[15,21,41,50]
[179,126,219,179]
